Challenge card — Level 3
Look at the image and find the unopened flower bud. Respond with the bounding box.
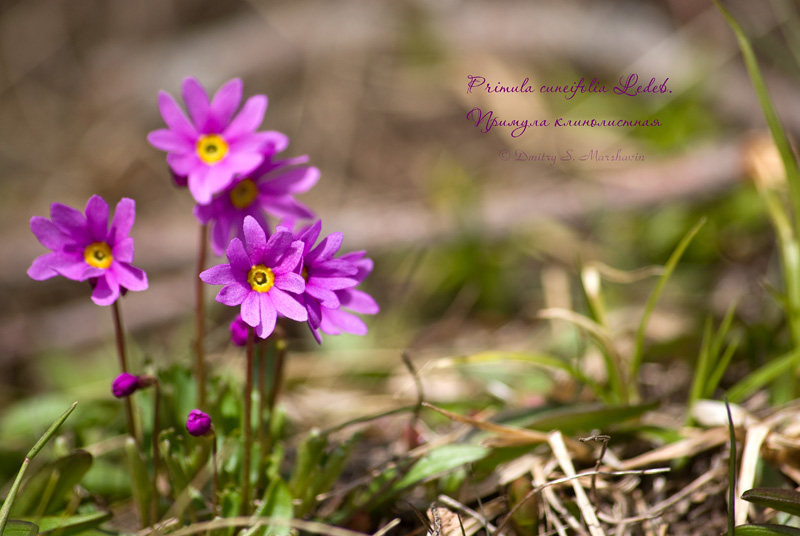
[112,373,141,398]
[186,409,213,437]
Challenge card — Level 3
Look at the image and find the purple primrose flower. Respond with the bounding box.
[186,409,212,437]
[28,195,149,306]
[295,221,378,343]
[200,216,307,339]
[194,155,320,256]
[112,372,141,398]
[147,77,289,205]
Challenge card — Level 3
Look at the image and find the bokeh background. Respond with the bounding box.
[2,0,799,421]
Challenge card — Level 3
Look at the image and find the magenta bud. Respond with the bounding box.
[112,372,141,398]
[186,409,212,437]
[230,314,249,347]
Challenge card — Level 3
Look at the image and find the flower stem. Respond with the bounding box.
[211,432,219,516]
[242,328,254,515]
[257,340,266,450]
[112,301,139,445]
[267,325,287,419]
[195,224,208,409]
[151,379,161,526]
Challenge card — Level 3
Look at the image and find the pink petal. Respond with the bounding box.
[181,77,211,131]
[257,293,278,338]
[260,225,292,266]
[50,203,90,243]
[225,151,264,176]
[299,221,322,255]
[341,288,379,314]
[167,152,199,176]
[147,129,194,152]
[30,216,70,250]
[218,282,249,306]
[226,238,252,273]
[306,285,339,308]
[84,195,109,242]
[110,198,136,244]
[268,287,307,321]
[260,166,320,195]
[157,90,198,139]
[229,131,287,153]
[259,196,315,222]
[92,273,120,306]
[243,216,269,262]
[113,263,148,291]
[310,276,358,290]
[27,252,65,280]
[188,167,214,205]
[200,263,234,285]
[322,307,368,336]
[209,78,243,131]
[275,271,305,294]
[240,291,261,327]
[223,95,267,140]
[112,237,134,263]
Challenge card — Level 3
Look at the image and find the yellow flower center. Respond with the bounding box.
[83,242,113,269]
[196,134,229,164]
[247,264,275,293]
[301,267,309,282]
[230,179,258,209]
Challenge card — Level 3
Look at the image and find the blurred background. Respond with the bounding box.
[1,0,799,421]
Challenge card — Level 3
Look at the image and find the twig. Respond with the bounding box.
[579,434,610,505]
[401,351,425,443]
[436,495,499,533]
[372,518,401,536]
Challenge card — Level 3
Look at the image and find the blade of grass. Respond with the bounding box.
[630,218,706,400]
[687,318,714,426]
[726,346,800,403]
[706,335,741,399]
[726,398,736,536]
[0,402,78,536]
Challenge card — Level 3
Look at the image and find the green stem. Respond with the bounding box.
[0,402,78,536]
[112,301,139,446]
[151,380,161,526]
[195,224,208,409]
[242,329,254,515]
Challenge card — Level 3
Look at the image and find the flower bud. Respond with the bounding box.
[186,409,213,437]
[112,373,141,398]
[230,314,249,347]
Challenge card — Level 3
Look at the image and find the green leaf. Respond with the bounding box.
[728,525,800,535]
[508,402,658,435]
[742,488,800,517]
[11,451,92,517]
[19,512,111,536]
[288,430,326,498]
[726,347,800,403]
[124,437,152,527]
[630,217,706,393]
[392,444,489,492]
[244,479,293,536]
[1,521,38,536]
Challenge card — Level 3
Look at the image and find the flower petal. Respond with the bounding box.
[225,151,264,177]
[272,240,303,274]
[113,263,148,291]
[309,276,359,290]
[167,152,199,176]
[188,166,214,205]
[182,77,211,132]
[223,95,267,140]
[228,131,280,153]
[258,196,315,222]
[113,237,134,263]
[260,166,320,195]
[200,263,235,285]
[218,282,249,306]
[340,288,379,314]
[109,198,136,244]
[257,293,278,338]
[30,216,71,250]
[307,232,343,264]
[50,203,90,243]
[321,307,368,336]
[274,271,305,294]
[240,291,261,327]
[306,285,340,308]
[269,287,307,321]
[209,78,243,131]
[147,129,194,152]
[298,220,322,255]
[84,195,109,242]
[92,273,120,306]
[242,216,269,262]
[157,90,198,140]
[226,238,252,273]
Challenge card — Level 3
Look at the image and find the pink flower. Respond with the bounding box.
[200,216,307,339]
[28,195,148,306]
[147,77,288,205]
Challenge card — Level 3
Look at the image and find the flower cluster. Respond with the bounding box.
[148,77,377,342]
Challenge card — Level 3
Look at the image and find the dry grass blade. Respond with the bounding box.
[549,431,606,536]
[422,402,592,460]
[736,423,771,525]
[144,516,371,536]
[619,427,731,470]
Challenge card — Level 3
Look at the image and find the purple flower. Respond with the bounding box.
[294,221,378,343]
[194,155,320,256]
[200,216,307,339]
[186,409,212,437]
[112,373,141,398]
[318,251,379,340]
[147,77,289,205]
[28,195,149,306]
[230,314,249,346]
